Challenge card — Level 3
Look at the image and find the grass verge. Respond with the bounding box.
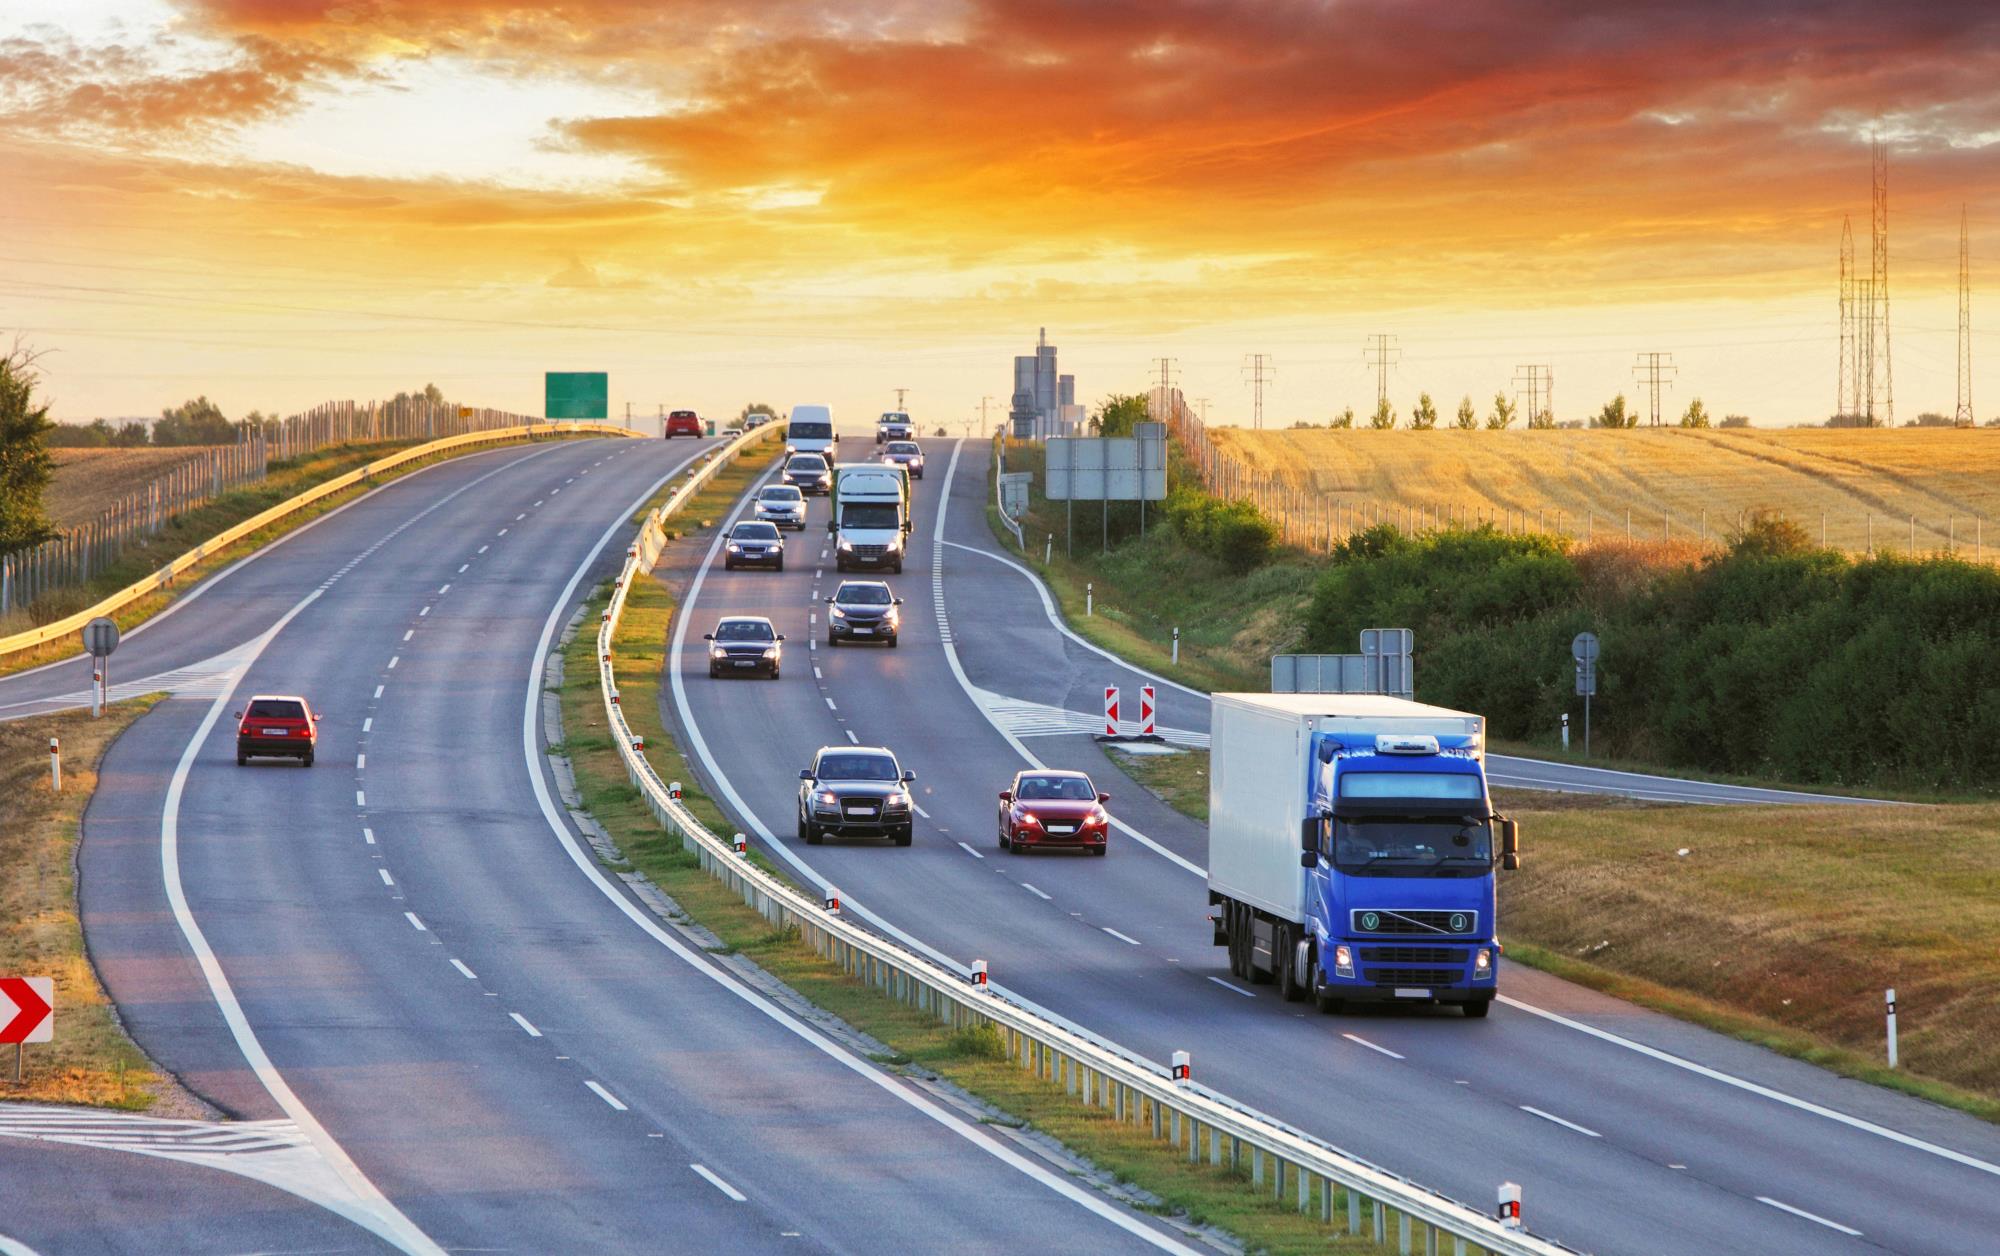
[1,701,176,1109]
[561,473,1393,1253]
[3,432,614,676]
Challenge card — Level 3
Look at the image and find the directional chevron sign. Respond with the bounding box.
[0,977,53,1044]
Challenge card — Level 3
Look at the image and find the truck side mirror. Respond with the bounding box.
[827,521,837,532]
[1300,818,1321,864]
[1497,816,1522,870]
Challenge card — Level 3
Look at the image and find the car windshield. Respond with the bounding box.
[247,699,305,719]
[1332,816,1492,875]
[835,583,892,606]
[887,442,920,455]
[714,621,774,642]
[733,523,780,540]
[759,487,802,502]
[817,754,899,781]
[1017,776,1096,801]
[789,422,833,440]
[788,456,828,473]
[841,502,900,529]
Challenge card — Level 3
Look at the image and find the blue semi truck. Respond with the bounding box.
[1207,693,1521,1017]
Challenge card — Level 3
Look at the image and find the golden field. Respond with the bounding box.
[1212,427,2000,553]
[46,448,213,529]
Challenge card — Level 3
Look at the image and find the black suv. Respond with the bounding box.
[825,580,902,647]
[722,520,785,571]
[797,747,916,846]
[704,616,784,678]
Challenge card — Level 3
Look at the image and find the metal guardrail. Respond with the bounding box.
[596,432,1568,1256]
[994,435,1027,551]
[1,421,636,660]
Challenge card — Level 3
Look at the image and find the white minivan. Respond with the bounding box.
[786,404,837,457]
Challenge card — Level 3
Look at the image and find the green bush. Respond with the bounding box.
[1163,489,1278,572]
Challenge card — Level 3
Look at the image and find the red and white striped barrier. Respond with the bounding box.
[1140,685,1156,737]
[1104,686,1120,737]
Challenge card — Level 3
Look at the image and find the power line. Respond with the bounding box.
[1364,333,1400,411]
[1512,364,1553,427]
[1838,215,1855,419]
[1958,204,1974,427]
[1869,134,1894,425]
[1632,351,1677,426]
[1241,354,1274,429]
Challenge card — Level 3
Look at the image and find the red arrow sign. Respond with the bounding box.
[0,977,53,1044]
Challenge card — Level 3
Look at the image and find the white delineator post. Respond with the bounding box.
[733,832,748,856]
[1886,988,1899,1068]
[1104,686,1120,737]
[971,959,988,989]
[824,885,841,914]
[1561,712,1570,750]
[91,667,102,718]
[1497,1182,1522,1231]
[1171,1050,1191,1085]
[1086,582,1093,616]
[1140,686,1156,736]
[49,737,61,792]
[1171,626,1180,665]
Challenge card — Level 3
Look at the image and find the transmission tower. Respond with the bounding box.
[1855,277,1876,423]
[1151,356,1180,422]
[977,395,994,436]
[1838,216,1855,419]
[1868,136,1893,425]
[1242,354,1275,429]
[1364,334,1400,411]
[1512,365,1553,428]
[1632,352,1677,426]
[892,387,909,411]
[1958,204,1974,427]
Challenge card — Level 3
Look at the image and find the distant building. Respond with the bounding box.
[1009,328,1085,439]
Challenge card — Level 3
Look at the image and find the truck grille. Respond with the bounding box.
[1360,947,1463,964]
[853,544,888,558]
[1350,909,1478,936]
[1363,968,1461,986]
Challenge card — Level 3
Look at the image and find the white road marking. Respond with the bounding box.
[1756,1197,1862,1237]
[565,477,575,484]
[516,513,526,521]
[449,959,476,980]
[585,1080,627,1111]
[478,545,489,555]
[457,564,469,574]
[824,696,836,710]
[1342,1033,1405,1060]
[374,685,384,699]
[377,869,393,886]
[845,730,859,744]
[509,1012,542,1038]
[1102,927,1141,946]
[404,912,426,932]
[690,1164,746,1202]
[356,753,366,769]
[1520,1106,1601,1138]
[497,529,507,537]
[355,790,366,807]
[438,583,450,594]
[387,657,399,669]
[957,842,985,859]
[1206,977,1255,998]
[534,500,543,507]
[813,667,822,679]
[911,801,930,818]
[419,606,430,616]
[362,718,372,733]
[1021,884,1052,901]
[362,827,375,844]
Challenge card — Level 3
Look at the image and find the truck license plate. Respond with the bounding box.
[1394,988,1431,999]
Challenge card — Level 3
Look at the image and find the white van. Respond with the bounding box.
[786,405,837,457]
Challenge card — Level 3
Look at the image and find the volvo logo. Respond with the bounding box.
[1450,912,1469,932]
[1360,912,1380,931]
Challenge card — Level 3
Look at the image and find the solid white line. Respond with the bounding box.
[1342,1033,1405,1060]
[362,827,375,844]
[509,1012,542,1038]
[374,685,384,699]
[1757,1197,1863,1236]
[690,1164,747,1202]
[1102,927,1141,946]
[0,1232,45,1256]
[1021,883,1052,901]
[362,718,372,733]
[401,629,413,642]
[449,959,476,980]
[584,1080,627,1111]
[957,841,985,859]
[1498,994,2000,1179]
[404,912,426,932]
[535,461,1195,1255]
[377,869,393,886]
[1520,1106,1601,1138]
[1206,977,1255,998]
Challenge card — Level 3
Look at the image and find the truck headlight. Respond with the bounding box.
[1473,947,1493,979]
[1333,944,1354,979]
[838,537,854,550]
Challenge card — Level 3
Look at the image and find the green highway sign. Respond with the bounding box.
[545,372,608,419]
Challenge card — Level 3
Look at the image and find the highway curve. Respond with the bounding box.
[667,436,2000,1256]
[0,436,1190,1255]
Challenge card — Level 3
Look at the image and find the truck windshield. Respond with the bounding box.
[842,502,901,529]
[1333,816,1491,876]
[789,422,833,440]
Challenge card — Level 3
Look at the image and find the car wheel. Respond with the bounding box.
[709,664,720,678]
[724,559,735,571]
[887,634,899,648]
[801,815,822,845]
[893,825,913,847]
[998,827,1011,852]
[892,559,904,574]
[1090,844,1107,856]
[776,557,785,571]
[1275,924,1303,1002]
[827,633,838,647]
[770,666,781,680]
[1463,997,1493,1019]
[237,750,248,766]
[302,749,314,768]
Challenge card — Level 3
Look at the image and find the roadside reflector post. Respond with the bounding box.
[971,959,988,989]
[824,886,841,914]
[1171,626,1180,665]
[1045,534,1053,564]
[1887,988,1899,1068]
[1086,582,1093,617]
[733,832,747,856]
[91,670,102,719]
[1561,712,1570,750]
[609,690,620,707]
[631,736,644,752]
[1172,1049,1191,1085]
[1104,686,1120,737]
[49,738,60,793]
[1497,1182,1522,1230]
[668,780,681,800]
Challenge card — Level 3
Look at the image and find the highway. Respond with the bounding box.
[667,434,2000,1255]
[0,436,1189,1255]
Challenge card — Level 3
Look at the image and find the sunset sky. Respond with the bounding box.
[5,0,1999,428]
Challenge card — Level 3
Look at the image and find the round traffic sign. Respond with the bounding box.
[1571,631,1599,663]
[81,616,120,658]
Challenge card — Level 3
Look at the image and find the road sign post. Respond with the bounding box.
[1,977,54,1083]
[1571,632,1599,757]
[82,616,118,718]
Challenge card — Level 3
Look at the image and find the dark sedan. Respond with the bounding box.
[722,520,786,571]
[704,616,784,679]
[798,746,916,846]
[784,452,833,496]
[998,770,1110,855]
[880,440,925,480]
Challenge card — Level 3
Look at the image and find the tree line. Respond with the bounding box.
[45,384,451,448]
[1287,393,1742,430]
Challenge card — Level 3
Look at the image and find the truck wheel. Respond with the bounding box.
[1227,906,1252,980]
[1315,986,1346,1015]
[1463,998,1493,1019]
[1275,925,1304,1002]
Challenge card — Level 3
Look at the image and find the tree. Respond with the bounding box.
[1593,394,1635,429]
[154,396,233,445]
[1409,393,1438,431]
[1719,413,1751,428]
[114,420,150,447]
[740,402,778,423]
[1288,419,1322,430]
[1093,393,1148,437]
[1370,397,1397,429]
[1486,392,1517,430]
[1907,411,1955,428]
[1527,405,1555,430]
[46,419,113,448]
[1331,406,1356,429]
[1679,398,1710,428]
[0,345,57,553]
[1453,395,1477,430]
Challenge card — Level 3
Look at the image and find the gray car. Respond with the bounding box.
[798,746,916,846]
[753,484,807,530]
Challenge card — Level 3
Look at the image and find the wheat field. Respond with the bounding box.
[1211,427,2000,554]
[46,448,213,529]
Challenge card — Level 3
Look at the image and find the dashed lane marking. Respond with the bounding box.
[1756,1198,1862,1237]
[509,1013,542,1038]
[691,1164,746,1202]
[1520,1106,1602,1138]
[1342,1033,1405,1060]
[450,959,476,980]
[404,912,427,932]
[585,1081,627,1111]
[1021,884,1052,901]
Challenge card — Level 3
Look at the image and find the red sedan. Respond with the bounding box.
[997,770,1110,855]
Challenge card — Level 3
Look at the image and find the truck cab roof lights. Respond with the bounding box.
[1375,734,1440,755]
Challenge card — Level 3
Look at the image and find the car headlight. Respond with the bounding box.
[816,790,839,807]
[838,537,854,550]
[726,543,741,552]
[829,606,846,619]
[762,646,778,658]
[1017,812,1041,827]
[1333,944,1354,978]
[1474,947,1493,978]
[885,792,908,808]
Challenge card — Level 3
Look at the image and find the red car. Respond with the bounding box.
[997,770,1110,855]
[235,694,320,766]
[664,409,702,438]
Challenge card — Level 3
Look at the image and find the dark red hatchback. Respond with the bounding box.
[998,770,1110,855]
[664,409,702,438]
[236,694,319,766]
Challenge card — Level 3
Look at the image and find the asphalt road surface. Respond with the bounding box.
[664,436,2000,1256]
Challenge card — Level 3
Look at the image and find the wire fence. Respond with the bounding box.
[3,398,537,615]
[1153,390,1994,561]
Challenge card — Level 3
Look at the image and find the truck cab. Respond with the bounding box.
[829,463,910,572]
[1206,694,1520,1018]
